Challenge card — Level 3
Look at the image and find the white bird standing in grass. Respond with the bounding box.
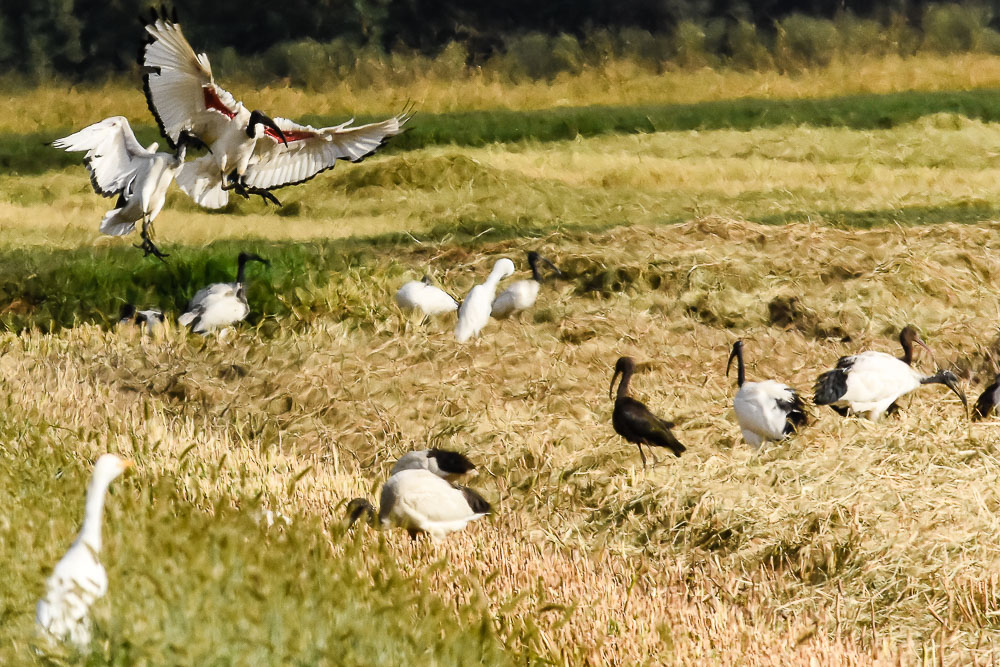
[355,469,490,540]
[491,251,563,319]
[394,276,458,319]
[455,258,515,343]
[141,9,408,209]
[118,304,165,334]
[813,325,968,420]
[36,454,132,649]
[727,340,808,449]
[51,116,205,259]
[390,448,477,482]
[178,251,269,334]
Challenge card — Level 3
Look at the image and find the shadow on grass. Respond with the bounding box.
[751,201,1000,228]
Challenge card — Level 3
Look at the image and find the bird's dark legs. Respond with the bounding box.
[637,444,648,468]
[134,215,169,260]
[223,172,283,206]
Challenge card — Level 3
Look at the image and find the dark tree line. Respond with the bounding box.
[0,0,996,79]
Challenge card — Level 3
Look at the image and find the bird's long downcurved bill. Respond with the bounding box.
[542,256,564,278]
[609,368,621,400]
[914,336,939,367]
[250,110,288,146]
[725,347,739,377]
[178,130,213,154]
[942,374,969,414]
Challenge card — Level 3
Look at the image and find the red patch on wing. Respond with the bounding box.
[265,127,313,143]
[203,86,235,118]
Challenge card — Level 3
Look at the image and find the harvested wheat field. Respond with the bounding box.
[5,215,1000,663]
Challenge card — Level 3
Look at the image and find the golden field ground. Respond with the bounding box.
[6,62,1000,663]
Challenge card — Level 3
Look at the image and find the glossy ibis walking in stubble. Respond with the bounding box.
[609,357,685,467]
[727,340,808,449]
[972,373,1000,420]
[813,326,967,420]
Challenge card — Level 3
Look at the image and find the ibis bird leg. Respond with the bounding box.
[637,444,648,468]
[134,214,169,260]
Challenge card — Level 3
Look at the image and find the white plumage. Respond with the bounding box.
[51,116,195,255]
[178,252,268,334]
[727,341,807,449]
[455,258,515,343]
[142,13,408,209]
[118,304,165,334]
[36,454,132,649]
[491,251,562,319]
[395,277,458,317]
[377,469,490,541]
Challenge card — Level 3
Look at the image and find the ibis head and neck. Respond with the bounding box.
[527,251,563,283]
[898,325,931,366]
[920,369,969,413]
[246,110,288,145]
[726,340,746,387]
[236,251,270,285]
[609,356,636,400]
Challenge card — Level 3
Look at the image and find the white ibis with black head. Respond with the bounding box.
[141,9,409,209]
[455,258,515,343]
[118,304,165,334]
[491,251,563,319]
[394,276,458,319]
[178,251,269,333]
[36,454,132,649]
[727,340,808,449]
[346,469,491,541]
[390,449,477,482]
[972,373,1000,421]
[51,116,206,259]
[609,356,685,467]
[813,325,968,420]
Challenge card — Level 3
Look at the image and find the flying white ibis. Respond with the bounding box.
[727,340,808,449]
[118,304,165,334]
[609,356,685,467]
[141,9,409,209]
[813,326,968,420]
[394,276,458,319]
[51,116,206,258]
[491,251,563,319]
[177,251,269,333]
[36,454,132,649]
[346,469,491,540]
[455,258,515,343]
[390,448,477,482]
[973,373,1000,421]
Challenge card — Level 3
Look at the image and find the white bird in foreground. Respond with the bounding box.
[51,116,205,258]
[141,10,409,209]
[390,448,477,482]
[347,469,491,541]
[727,340,808,449]
[455,258,515,343]
[178,251,269,333]
[491,251,563,319]
[394,276,458,319]
[36,454,132,649]
[118,304,165,334]
[813,326,968,420]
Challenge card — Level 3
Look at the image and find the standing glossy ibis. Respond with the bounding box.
[609,356,685,466]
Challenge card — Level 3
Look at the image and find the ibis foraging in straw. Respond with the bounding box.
[347,469,491,540]
[141,9,409,209]
[455,258,515,343]
[390,448,477,482]
[609,356,685,467]
[394,276,458,319]
[491,251,563,319]
[178,251,269,333]
[51,116,207,259]
[813,326,968,420]
[727,340,808,449]
[972,373,1000,421]
[36,454,133,649]
[118,304,165,334]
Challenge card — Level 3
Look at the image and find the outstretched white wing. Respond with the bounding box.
[142,14,240,147]
[51,116,152,197]
[241,114,409,191]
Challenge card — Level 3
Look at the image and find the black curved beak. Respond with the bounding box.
[250,110,287,146]
[942,372,969,415]
[726,346,738,377]
[178,130,212,154]
[609,368,621,400]
[542,256,564,278]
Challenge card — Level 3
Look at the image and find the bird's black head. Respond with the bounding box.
[177,130,211,154]
[421,275,433,285]
[345,498,375,528]
[610,356,636,399]
[247,110,288,146]
[238,251,270,267]
[427,449,476,476]
[527,251,563,281]
[119,303,136,321]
